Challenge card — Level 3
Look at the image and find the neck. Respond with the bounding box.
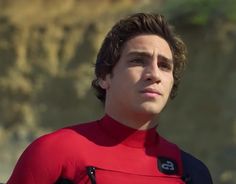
[105,110,159,130]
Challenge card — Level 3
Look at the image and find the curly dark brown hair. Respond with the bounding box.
[92,13,187,103]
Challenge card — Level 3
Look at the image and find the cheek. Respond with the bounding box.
[164,75,174,92]
[127,69,143,82]
[170,76,174,88]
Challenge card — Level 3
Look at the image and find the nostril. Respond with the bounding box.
[144,74,161,83]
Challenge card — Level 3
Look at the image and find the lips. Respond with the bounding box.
[140,88,162,96]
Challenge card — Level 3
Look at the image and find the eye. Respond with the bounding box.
[158,55,173,72]
[129,58,146,65]
[158,61,173,71]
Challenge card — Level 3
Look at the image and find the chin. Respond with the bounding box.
[138,104,164,115]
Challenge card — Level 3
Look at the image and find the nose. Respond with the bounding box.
[144,61,161,83]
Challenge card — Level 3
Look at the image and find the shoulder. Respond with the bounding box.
[7,120,101,183]
[181,151,213,184]
[29,120,99,152]
[16,120,99,166]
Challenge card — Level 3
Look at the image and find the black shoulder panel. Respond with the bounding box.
[181,151,213,184]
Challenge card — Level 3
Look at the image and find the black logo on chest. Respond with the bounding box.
[157,157,178,175]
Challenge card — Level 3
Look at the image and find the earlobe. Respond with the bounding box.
[98,79,109,90]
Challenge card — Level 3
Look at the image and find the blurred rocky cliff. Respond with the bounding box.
[0,0,235,183]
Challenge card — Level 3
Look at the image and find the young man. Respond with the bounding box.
[7,13,213,184]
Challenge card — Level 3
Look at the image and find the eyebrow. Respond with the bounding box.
[126,51,173,64]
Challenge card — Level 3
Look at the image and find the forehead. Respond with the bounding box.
[121,34,173,59]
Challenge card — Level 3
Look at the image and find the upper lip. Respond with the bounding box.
[140,88,162,95]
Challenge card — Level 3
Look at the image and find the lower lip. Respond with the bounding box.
[141,92,160,98]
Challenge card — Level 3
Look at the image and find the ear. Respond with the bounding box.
[98,78,110,90]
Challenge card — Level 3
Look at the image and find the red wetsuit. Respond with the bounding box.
[7,115,212,184]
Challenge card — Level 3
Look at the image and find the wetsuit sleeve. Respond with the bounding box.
[181,151,213,184]
[6,134,63,184]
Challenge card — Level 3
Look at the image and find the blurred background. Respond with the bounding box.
[0,0,235,183]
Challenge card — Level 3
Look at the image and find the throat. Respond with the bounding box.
[99,115,159,148]
[106,111,158,130]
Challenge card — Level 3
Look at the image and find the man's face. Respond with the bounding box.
[100,34,174,122]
